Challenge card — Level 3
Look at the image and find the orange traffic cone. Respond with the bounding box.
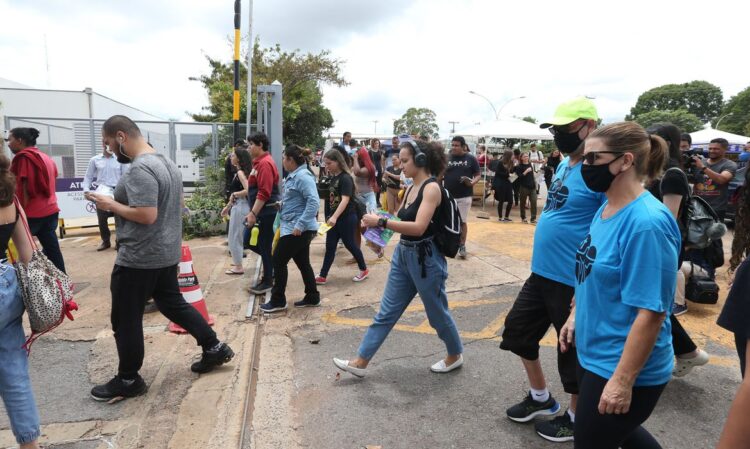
[168,245,215,334]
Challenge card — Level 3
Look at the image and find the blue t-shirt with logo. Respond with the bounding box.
[575,192,680,386]
[531,157,606,286]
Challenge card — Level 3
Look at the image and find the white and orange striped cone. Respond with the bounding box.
[168,245,215,334]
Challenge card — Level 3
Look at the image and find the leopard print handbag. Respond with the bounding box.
[11,197,78,349]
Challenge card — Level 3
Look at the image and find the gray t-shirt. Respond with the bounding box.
[693,158,737,213]
[114,153,183,269]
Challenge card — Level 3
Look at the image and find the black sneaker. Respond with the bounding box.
[260,302,287,313]
[535,412,575,442]
[91,375,147,402]
[191,343,235,373]
[294,298,321,308]
[250,279,273,294]
[506,392,560,423]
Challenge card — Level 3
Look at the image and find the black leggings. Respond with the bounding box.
[575,369,666,449]
[671,314,697,356]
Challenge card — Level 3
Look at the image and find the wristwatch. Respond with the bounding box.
[377,217,388,228]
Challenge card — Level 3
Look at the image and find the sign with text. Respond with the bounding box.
[56,178,97,219]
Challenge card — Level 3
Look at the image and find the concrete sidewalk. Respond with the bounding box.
[0,232,259,449]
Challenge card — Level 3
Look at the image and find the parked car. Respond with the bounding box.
[726,166,747,225]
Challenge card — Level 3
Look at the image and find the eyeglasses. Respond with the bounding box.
[583,151,623,165]
[549,120,587,136]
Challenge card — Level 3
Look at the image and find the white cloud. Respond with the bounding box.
[1,0,748,134]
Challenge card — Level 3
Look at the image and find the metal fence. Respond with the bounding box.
[3,116,257,185]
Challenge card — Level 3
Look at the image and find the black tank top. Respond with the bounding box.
[397,178,437,241]
[0,206,19,258]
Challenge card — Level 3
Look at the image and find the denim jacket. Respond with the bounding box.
[280,165,319,237]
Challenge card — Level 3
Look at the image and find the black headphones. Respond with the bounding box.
[405,141,427,167]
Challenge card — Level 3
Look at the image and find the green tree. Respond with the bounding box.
[393,107,439,139]
[520,116,537,124]
[717,86,750,135]
[190,39,348,148]
[632,109,704,133]
[626,81,723,121]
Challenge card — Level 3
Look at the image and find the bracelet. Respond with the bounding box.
[250,210,257,217]
[378,217,388,228]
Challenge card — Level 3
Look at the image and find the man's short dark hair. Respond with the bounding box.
[234,139,246,147]
[710,138,729,150]
[513,149,521,156]
[247,132,269,151]
[680,133,692,145]
[343,131,351,138]
[451,136,467,148]
[102,115,141,138]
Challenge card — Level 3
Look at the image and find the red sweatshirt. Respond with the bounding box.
[248,152,280,205]
[11,147,60,218]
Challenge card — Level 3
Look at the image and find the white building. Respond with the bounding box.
[0,78,212,184]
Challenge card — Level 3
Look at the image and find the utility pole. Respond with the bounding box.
[245,0,254,136]
[449,121,459,134]
[373,120,379,134]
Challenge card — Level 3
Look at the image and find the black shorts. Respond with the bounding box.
[500,273,578,394]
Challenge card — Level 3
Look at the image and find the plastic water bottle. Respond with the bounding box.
[249,225,260,246]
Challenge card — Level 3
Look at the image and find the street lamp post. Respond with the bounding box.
[715,113,733,130]
[497,96,527,117]
[468,91,498,120]
[468,91,526,120]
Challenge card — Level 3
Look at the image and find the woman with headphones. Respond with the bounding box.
[333,140,464,377]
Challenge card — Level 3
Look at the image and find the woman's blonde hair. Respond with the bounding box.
[590,122,667,183]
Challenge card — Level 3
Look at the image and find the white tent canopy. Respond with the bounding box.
[690,128,750,145]
[452,118,553,141]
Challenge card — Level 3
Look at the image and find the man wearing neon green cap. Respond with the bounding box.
[499,97,605,443]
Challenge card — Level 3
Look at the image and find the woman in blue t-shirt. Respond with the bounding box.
[558,122,680,449]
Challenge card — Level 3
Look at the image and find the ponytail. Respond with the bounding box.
[646,135,667,184]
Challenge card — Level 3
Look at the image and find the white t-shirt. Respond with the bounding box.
[530,150,545,173]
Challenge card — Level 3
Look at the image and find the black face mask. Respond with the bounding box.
[581,155,624,192]
[554,132,584,154]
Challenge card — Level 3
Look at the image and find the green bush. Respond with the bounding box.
[182,163,228,239]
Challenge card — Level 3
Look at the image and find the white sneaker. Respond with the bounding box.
[333,358,366,378]
[674,349,709,377]
[430,354,464,373]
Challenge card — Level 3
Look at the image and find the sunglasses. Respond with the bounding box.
[583,151,623,165]
[549,120,587,136]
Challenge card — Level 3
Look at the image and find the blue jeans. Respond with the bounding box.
[0,263,40,444]
[358,240,463,360]
[357,191,377,213]
[247,209,276,281]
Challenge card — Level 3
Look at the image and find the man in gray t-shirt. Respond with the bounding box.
[692,138,737,220]
[113,153,182,268]
[88,115,233,403]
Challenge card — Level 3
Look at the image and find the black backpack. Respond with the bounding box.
[660,168,726,250]
[429,179,463,258]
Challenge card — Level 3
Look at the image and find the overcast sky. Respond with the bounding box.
[1,0,747,138]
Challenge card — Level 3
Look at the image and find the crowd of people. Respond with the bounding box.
[0,96,748,448]
[325,97,749,449]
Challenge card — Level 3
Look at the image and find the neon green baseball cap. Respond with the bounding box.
[539,97,599,128]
